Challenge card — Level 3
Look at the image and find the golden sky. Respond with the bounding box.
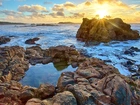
[0,0,140,23]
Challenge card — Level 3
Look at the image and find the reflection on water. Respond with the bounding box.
[20,63,77,87]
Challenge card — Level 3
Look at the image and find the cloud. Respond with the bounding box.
[18,5,48,13]
[0,10,23,17]
[49,11,65,17]
[52,2,76,12]
[52,5,64,12]
[85,1,91,6]
[0,0,2,6]
[96,0,129,8]
[63,2,76,9]
[44,1,53,5]
[70,12,85,18]
[56,11,65,17]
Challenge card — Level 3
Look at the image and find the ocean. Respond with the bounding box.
[0,23,140,81]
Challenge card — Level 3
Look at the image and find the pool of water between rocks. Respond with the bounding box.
[20,63,77,87]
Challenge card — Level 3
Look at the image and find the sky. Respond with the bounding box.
[0,0,140,23]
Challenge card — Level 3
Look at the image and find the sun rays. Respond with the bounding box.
[96,10,108,19]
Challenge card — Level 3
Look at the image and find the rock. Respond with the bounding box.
[29,57,52,65]
[0,36,10,45]
[25,38,40,44]
[25,98,42,105]
[57,58,140,105]
[37,84,55,99]
[51,91,77,105]
[130,47,140,52]
[76,18,139,43]
[0,46,29,81]
[19,89,35,103]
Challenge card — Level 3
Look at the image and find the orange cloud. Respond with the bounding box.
[85,1,91,6]
[63,2,76,9]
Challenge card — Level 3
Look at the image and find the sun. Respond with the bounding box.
[96,10,108,19]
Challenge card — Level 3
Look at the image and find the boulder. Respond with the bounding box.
[25,98,42,105]
[25,38,40,44]
[0,36,10,45]
[76,18,139,42]
[51,91,77,105]
[37,84,55,99]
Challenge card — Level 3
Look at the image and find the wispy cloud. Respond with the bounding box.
[0,10,23,17]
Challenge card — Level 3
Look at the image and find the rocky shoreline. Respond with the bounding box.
[0,45,140,105]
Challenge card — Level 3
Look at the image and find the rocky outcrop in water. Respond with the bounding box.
[76,18,139,42]
[0,45,139,104]
[25,37,40,44]
[0,36,10,45]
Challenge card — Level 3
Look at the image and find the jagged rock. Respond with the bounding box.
[0,46,29,81]
[25,37,40,44]
[57,59,140,105]
[0,81,23,105]
[0,36,10,45]
[76,18,139,42]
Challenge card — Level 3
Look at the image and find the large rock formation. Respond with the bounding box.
[76,18,139,42]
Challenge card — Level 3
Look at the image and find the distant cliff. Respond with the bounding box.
[76,18,139,42]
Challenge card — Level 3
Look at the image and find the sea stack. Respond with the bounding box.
[76,18,139,42]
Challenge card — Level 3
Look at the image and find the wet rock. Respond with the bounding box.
[130,46,140,52]
[124,47,140,56]
[76,18,139,43]
[25,37,40,44]
[0,36,10,45]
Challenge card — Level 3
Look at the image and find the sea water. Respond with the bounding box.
[0,23,140,78]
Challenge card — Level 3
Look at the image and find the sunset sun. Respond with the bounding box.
[96,10,108,19]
